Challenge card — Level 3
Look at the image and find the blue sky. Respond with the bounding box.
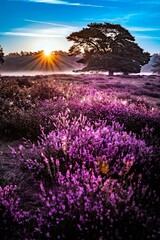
[0,0,160,54]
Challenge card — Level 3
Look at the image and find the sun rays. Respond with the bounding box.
[16,50,78,72]
[43,49,52,57]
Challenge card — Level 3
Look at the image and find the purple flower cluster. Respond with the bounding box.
[31,165,159,239]
[16,111,152,184]
[8,111,158,239]
[0,75,160,239]
[0,185,28,239]
[1,75,160,139]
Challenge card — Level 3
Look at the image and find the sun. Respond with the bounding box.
[43,49,52,57]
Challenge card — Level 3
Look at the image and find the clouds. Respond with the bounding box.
[0,20,80,38]
[138,1,160,4]
[25,0,103,7]
[127,27,160,32]
[1,17,159,39]
[83,13,140,25]
[101,14,137,24]
[2,0,160,54]
[24,19,76,28]
[135,35,160,40]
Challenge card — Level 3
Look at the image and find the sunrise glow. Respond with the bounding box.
[43,49,52,57]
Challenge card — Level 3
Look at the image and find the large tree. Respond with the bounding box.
[152,54,160,74]
[0,45,4,65]
[67,23,150,75]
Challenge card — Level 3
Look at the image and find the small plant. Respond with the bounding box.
[0,185,28,239]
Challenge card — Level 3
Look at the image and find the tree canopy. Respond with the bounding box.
[0,45,4,65]
[67,23,150,75]
[152,54,160,74]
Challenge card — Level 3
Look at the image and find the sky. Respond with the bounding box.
[0,0,160,55]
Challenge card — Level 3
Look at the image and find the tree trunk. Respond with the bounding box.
[123,72,129,76]
[109,70,114,76]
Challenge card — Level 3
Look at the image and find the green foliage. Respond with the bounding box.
[67,23,150,75]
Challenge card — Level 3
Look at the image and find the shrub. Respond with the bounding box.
[0,185,28,239]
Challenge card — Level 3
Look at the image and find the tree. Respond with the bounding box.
[0,45,4,65]
[152,54,160,74]
[67,23,150,75]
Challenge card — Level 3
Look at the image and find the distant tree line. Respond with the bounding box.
[7,51,42,57]
[6,50,68,57]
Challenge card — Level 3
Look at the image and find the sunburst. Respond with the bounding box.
[20,49,76,72]
[43,50,52,57]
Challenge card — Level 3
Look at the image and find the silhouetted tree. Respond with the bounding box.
[67,23,150,75]
[0,45,4,65]
[54,50,67,55]
[152,54,160,74]
[8,52,20,56]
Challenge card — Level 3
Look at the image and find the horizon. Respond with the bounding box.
[0,0,160,55]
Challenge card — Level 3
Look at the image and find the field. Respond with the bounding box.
[0,73,160,239]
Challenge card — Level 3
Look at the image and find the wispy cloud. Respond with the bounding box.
[104,0,160,3]
[104,13,137,23]
[138,1,160,4]
[0,21,80,38]
[24,19,76,28]
[127,27,160,32]
[84,13,138,24]
[135,35,160,40]
[25,0,103,7]
[0,32,58,37]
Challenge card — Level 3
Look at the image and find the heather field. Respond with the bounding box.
[0,74,160,239]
